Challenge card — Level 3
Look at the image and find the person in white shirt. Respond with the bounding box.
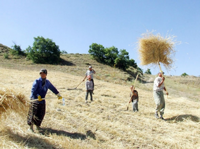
[153,72,168,120]
[83,66,96,92]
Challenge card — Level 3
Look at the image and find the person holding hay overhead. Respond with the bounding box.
[27,69,63,132]
[153,72,168,120]
[138,32,176,119]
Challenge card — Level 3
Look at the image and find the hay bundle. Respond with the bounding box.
[0,88,28,115]
[138,32,175,69]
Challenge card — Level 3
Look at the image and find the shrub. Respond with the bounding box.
[61,50,68,55]
[10,44,26,56]
[181,73,188,77]
[137,67,143,75]
[104,46,119,66]
[129,59,137,68]
[26,36,61,64]
[4,53,9,59]
[145,69,151,74]
[89,43,106,63]
[89,43,139,71]
[114,49,130,70]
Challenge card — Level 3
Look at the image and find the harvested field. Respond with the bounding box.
[0,67,200,149]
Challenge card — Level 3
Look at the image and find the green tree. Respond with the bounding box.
[89,43,138,71]
[10,44,25,56]
[89,43,105,63]
[114,49,130,70]
[61,50,68,55]
[137,67,143,75]
[145,69,151,74]
[26,36,61,64]
[129,59,137,68]
[104,46,119,66]
[181,73,188,77]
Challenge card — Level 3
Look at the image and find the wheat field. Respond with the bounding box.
[0,67,200,149]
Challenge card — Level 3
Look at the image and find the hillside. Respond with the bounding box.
[0,43,199,101]
[0,44,200,148]
[0,43,11,53]
[0,43,139,83]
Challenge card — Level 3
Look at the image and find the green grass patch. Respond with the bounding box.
[4,53,9,59]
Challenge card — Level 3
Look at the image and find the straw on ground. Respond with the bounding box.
[0,67,200,149]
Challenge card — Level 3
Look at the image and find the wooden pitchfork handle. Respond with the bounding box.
[134,73,139,88]
[29,97,59,102]
[74,80,84,89]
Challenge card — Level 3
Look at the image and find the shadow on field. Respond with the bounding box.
[60,58,75,66]
[166,114,200,122]
[4,128,58,149]
[86,130,96,140]
[67,88,83,91]
[41,127,87,140]
[125,70,146,83]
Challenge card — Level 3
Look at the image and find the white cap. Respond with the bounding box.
[89,66,92,69]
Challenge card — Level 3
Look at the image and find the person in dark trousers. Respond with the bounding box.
[85,75,94,103]
[27,69,62,132]
[129,86,139,112]
[83,66,96,93]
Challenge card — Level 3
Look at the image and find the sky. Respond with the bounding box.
[0,0,200,76]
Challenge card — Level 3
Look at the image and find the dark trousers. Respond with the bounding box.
[86,90,93,101]
[91,79,94,90]
[27,102,46,126]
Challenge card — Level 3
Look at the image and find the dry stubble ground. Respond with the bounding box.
[0,67,200,149]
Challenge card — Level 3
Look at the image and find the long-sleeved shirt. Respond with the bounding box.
[153,77,165,91]
[30,77,59,104]
[85,80,94,90]
[130,91,139,102]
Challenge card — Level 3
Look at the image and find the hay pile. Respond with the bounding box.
[138,32,175,69]
[0,88,28,115]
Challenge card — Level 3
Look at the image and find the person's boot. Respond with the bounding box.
[160,115,165,120]
[36,125,41,131]
[155,113,159,119]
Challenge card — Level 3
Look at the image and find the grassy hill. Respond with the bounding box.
[0,43,199,101]
[0,43,139,83]
[0,44,200,148]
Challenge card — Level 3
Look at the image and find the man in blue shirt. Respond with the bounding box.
[27,69,62,132]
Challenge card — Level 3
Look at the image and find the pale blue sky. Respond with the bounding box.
[0,0,199,76]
